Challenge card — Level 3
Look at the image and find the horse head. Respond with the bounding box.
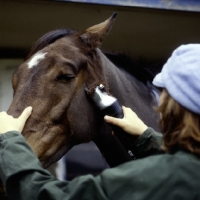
[7,13,118,169]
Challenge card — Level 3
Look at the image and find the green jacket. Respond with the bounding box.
[0,128,200,200]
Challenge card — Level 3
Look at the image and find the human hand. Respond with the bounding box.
[104,106,148,137]
[0,107,32,134]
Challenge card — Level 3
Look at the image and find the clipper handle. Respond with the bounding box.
[102,101,123,118]
[85,84,138,159]
[102,101,138,160]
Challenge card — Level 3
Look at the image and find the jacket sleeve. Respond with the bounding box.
[135,127,164,158]
[0,130,164,200]
[0,131,109,200]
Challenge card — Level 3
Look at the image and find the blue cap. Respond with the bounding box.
[153,44,200,114]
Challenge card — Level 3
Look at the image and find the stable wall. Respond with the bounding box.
[1,0,200,61]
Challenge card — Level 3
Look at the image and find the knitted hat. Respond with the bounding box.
[153,44,200,114]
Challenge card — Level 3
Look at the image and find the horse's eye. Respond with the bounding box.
[56,74,75,82]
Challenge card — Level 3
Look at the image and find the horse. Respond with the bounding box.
[9,12,162,167]
[0,12,162,199]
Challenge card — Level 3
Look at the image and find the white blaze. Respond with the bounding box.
[27,52,47,68]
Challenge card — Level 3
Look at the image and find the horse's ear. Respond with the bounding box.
[80,12,117,49]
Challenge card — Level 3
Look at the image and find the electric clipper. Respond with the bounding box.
[85,84,138,160]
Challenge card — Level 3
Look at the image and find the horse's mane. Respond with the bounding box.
[27,29,75,59]
[27,28,163,84]
[104,51,163,84]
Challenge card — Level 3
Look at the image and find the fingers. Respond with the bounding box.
[104,106,132,128]
[122,106,136,116]
[104,115,123,127]
[18,107,32,132]
[0,111,7,117]
[104,106,148,136]
[0,107,33,134]
[19,107,32,120]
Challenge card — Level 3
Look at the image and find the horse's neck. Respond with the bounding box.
[97,49,135,96]
[97,48,159,128]
[93,49,160,168]
[97,50,143,99]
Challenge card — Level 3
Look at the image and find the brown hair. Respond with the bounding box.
[158,89,200,155]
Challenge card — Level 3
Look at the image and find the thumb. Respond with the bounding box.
[18,107,32,130]
[104,115,123,127]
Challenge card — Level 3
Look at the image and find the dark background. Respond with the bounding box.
[1,0,200,62]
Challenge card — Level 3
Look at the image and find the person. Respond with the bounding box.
[0,43,200,200]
